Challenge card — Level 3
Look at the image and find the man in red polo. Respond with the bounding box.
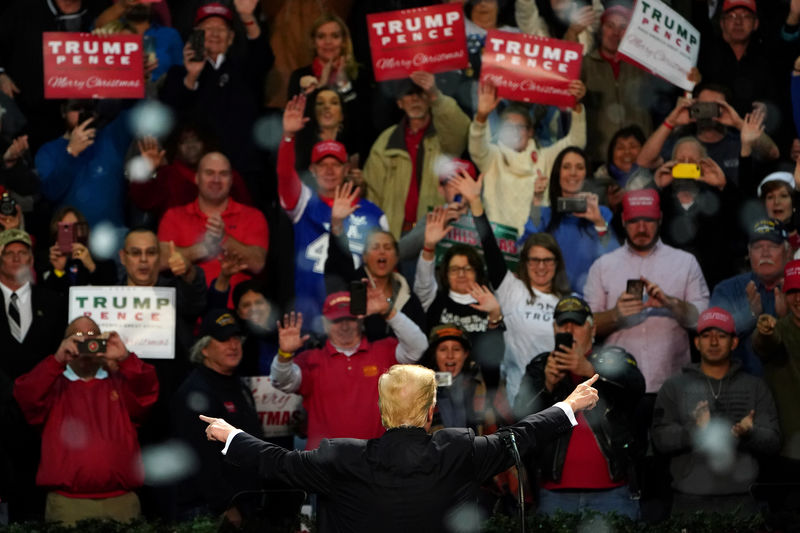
[158,151,268,297]
[271,291,428,449]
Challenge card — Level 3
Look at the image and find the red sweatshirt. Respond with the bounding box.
[13,353,159,498]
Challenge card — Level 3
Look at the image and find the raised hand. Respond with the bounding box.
[233,0,259,17]
[49,244,68,272]
[563,374,600,413]
[138,136,166,171]
[71,242,96,272]
[450,171,483,206]
[200,414,237,443]
[331,181,359,233]
[698,157,726,190]
[475,82,500,123]
[3,135,28,167]
[716,99,744,130]
[410,71,438,99]
[167,241,189,277]
[740,108,766,147]
[664,96,693,128]
[277,312,310,354]
[0,73,20,99]
[572,193,605,226]
[653,160,677,189]
[467,282,501,317]
[423,206,454,252]
[67,117,96,157]
[283,94,309,136]
[182,41,205,84]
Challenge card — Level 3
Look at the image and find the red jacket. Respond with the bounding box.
[13,353,158,497]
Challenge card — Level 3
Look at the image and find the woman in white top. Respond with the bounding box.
[414,170,570,404]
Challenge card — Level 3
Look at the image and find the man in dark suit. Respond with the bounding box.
[201,364,600,533]
[0,228,66,522]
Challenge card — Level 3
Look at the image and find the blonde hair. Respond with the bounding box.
[310,14,358,81]
[378,365,437,429]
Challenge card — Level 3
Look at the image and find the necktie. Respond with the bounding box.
[8,292,21,341]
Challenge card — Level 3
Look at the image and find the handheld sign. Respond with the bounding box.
[435,217,520,272]
[43,32,145,99]
[367,4,468,82]
[480,31,582,107]
[245,377,304,438]
[617,0,699,91]
[69,286,176,359]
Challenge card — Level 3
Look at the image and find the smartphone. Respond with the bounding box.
[672,163,701,180]
[143,35,157,65]
[76,338,107,355]
[554,332,574,351]
[57,222,75,254]
[435,371,453,387]
[556,196,587,213]
[189,29,205,62]
[689,102,720,121]
[626,279,645,301]
[349,280,367,316]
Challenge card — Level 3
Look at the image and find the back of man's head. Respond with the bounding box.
[378,365,436,429]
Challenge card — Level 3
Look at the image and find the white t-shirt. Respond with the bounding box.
[496,271,559,404]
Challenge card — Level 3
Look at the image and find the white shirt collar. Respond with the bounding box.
[0,280,31,301]
[63,365,109,382]
[208,53,226,70]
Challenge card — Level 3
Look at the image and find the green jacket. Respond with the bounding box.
[364,93,470,238]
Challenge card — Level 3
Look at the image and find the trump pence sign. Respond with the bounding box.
[69,286,176,359]
[617,0,700,91]
[367,4,468,82]
[43,32,145,99]
[480,31,582,107]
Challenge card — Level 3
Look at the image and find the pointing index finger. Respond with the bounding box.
[199,415,216,424]
[584,374,599,387]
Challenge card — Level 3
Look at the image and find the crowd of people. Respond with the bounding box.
[2,0,800,529]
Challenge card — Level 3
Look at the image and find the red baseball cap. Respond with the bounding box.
[784,260,800,294]
[194,3,233,26]
[722,0,756,13]
[437,158,476,183]
[322,291,355,321]
[697,307,736,335]
[622,189,661,223]
[311,141,348,164]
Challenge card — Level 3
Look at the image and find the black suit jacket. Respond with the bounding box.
[225,406,572,533]
[0,283,65,518]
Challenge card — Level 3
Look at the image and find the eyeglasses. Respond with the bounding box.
[447,265,475,275]
[722,12,755,22]
[526,256,556,266]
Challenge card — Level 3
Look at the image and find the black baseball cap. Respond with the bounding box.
[749,218,787,245]
[201,309,242,341]
[554,296,592,326]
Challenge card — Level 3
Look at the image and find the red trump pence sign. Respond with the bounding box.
[43,32,145,99]
[367,4,468,82]
[480,31,582,108]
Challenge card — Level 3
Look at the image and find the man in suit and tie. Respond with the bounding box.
[0,228,66,522]
[202,365,600,533]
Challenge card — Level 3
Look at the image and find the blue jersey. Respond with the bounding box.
[288,184,388,334]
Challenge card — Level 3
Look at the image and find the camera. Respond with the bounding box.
[689,102,720,121]
[0,193,16,216]
[556,196,587,213]
[434,371,453,387]
[77,338,107,355]
[671,163,701,180]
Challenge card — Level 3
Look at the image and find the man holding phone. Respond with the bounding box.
[270,291,427,449]
[13,316,158,524]
[514,296,645,518]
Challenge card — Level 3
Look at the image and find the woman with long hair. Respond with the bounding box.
[521,146,618,295]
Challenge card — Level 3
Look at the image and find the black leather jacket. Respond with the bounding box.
[513,348,645,485]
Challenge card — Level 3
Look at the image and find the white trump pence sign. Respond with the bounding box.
[69,286,176,359]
